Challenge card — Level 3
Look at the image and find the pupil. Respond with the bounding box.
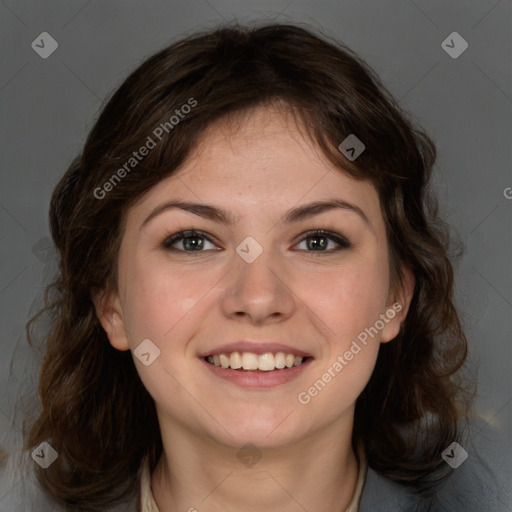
[308,236,326,250]
[185,237,203,250]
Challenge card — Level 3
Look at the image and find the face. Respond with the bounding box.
[94,104,413,450]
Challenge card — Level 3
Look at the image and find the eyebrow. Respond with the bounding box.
[140,198,372,231]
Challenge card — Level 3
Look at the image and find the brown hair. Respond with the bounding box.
[21,21,473,510]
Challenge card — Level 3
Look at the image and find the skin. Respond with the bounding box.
[94,103,414,512]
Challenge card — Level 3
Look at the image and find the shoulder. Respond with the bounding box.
[0,448,64,512]
[358,417,512,512]
[0,449,139,512]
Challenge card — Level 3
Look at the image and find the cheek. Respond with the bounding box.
[292,252,389,407]
[119,255,207,345]
[297,346,378,416]
[295,263,386,412]
[118,258,213,411]
[299,255,390,345]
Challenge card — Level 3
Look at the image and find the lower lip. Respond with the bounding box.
[200,357,313,388]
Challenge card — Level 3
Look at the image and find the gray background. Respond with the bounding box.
[0,0,511,460]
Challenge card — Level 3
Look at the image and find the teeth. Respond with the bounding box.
[206,351,305,371]
[242,352,259,370]
[230,351,242,369]
[258,353,275,371]
[274,352,286,369]
[219,353,230,368]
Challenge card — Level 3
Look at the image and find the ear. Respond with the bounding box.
[380,266,415,343]
[92,288,130,351]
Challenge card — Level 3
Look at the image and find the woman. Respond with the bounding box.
[3,22,510,512]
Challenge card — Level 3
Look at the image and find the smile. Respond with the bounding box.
[205,351,309,371]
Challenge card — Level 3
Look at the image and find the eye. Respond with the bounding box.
[161,230,220,252]
[294,230,351,252]
[161,229,351,254]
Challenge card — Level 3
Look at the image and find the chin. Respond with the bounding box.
[211,411,307,450]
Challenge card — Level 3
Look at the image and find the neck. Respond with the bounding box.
[151,416,360,512]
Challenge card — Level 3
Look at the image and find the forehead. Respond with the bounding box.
[184,104,330,178]
[129,104,383,230]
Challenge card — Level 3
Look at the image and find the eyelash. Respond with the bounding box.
[161,229,352,254]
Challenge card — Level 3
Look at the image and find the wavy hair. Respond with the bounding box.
[20,22,474,511]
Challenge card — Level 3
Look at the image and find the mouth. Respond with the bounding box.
[203,351,313,372]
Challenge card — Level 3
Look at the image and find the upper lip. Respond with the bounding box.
[198,341,313,358]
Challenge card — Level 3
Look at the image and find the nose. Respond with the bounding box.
[220,245,296,325]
